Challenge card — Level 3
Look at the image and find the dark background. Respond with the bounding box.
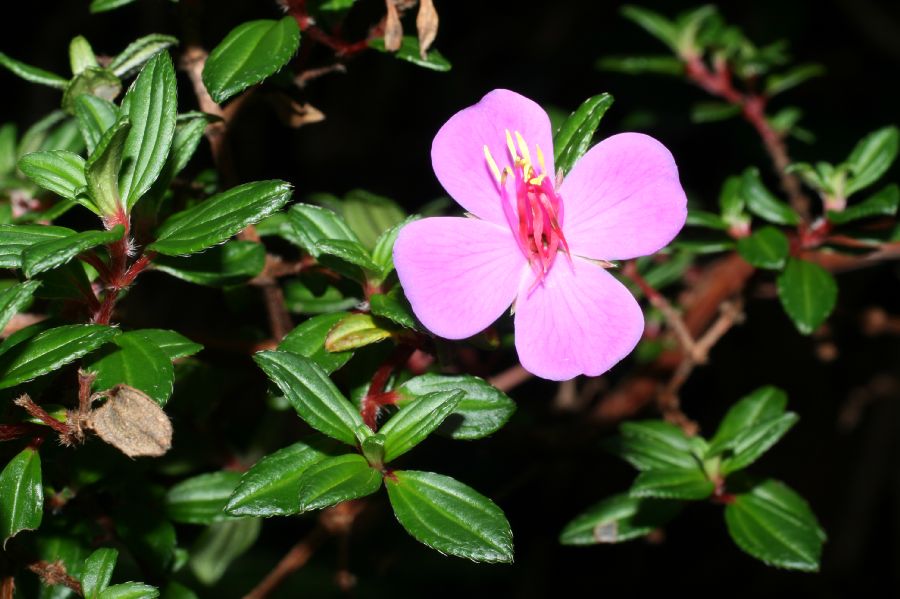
[4,1,900,596]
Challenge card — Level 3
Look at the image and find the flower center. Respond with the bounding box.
[484,130,570,284]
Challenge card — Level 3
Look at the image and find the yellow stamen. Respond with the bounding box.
[483,145,502,182]
[529,175,546,186]
[536,144,546,174]
[505,130,519,162]
[514,131,532,166]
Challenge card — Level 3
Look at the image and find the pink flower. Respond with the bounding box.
[393,89,687,380]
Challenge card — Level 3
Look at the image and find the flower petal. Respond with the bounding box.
[394,217,527,339]
[514,257,644,380]
[560,132,687,260]
[432,89,555,225]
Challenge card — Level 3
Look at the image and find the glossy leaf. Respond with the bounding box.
[725,478,825,571]
[0,51,67,89]
[742,168,800,226]
[286,203,359,257]
[129,329,203,361]
[0,224,74,269]
[828,184,900,224]
[324,313,394,352]
[708,386,788,454]
[225,438,337,517]
[119,52,177,211]
[610,420,699,471]
[777,258,838,334]
[86,330,175,405]
[110,34,179,79]
[74,95,118,154]
[845,126,898,196]
[370,217,415,281]
[380,390,462,462]
[90,0,138,13]
[720,413,798,475]
[369,36,451,72]
[560,494,683,545]
[99,583,159,599]
[283,278,360,315]
[202,17,301,104]
[736,226,789,270]
[0,281,40,333]
[278,312,354,374]
[397,374,516,440]
[149,180,292,256]
[553,93,614,175]
[188,518,261,586]
[686,209,728,230]
[61,67,122,114]
[145,112,211,200]
[0,324,119,390]
[17,150,89,203]
[0,448,42,547]
[315,239,379,273]
[70,36,99,76]
[369,289,418,329]
[85,117,131,216]
[630,468,714,500]
[253,350,365,446]
[166,471,242,524]
[81,547,119,599]
[296,454,382,512]
[21,225,124,278]
[152,240,266,286]
[339,190,407,249]
[386,470,513,563]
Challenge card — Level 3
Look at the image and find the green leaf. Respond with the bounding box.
[202,17,301,104]
[720,412,798,475]
[828,184,900,224]
[736,226,789,270]
[74,95,119,155]
[620,5,679,52]
[708,386,788,454]
[149,180,292,256]
[719,175,746,224]
[630,468,714,500]
[81,547,119,599]
[845,126,899,196]
[286,203,360,257]
[278,312,354,374]
[86,117,132,216]
[62,67,122,114]
[70,36,99,76]
[17,150,90,204]
[610,420,699,471]
[86,330,175,405]
[296,454,382,512]
[765,64,824,96]
[397,374,515,440]
[284,280,360,315]
[369,289,417,329]
[188,518,260,586]
[90,0,139,13]
[369,36,451,72]
[0,281,40,333]
[99,582,159,599]
[380,391,462,462]
[725,478,825,571]
[129,329,202,361]
[386,470,513,563]
[553,93,614,175]
[253,350,365,446]
[686,209,728,230]
[776,258,837,334]
[152,240,265,286]
[0,448,42,548]
[0,324,119,390]
[340,190,407,250]
[560,494,683,545]
[691,102,741,123]
[315,238,380,273]
[225,438,337,517]
[324,313,394,352]
[110,34,179,79]
[0,224,74,269]
[118,52,178,211]
[596,55,684,76]
[742,168,800,225]
[166,471,242,524]
[0,51,68,89]
[370,217,415,281]
[0,122,16,176]
[21,225,124,278]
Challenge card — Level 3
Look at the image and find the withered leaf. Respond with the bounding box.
[88,385,172,458]
[416,0,439,59]
[384,0,403,52]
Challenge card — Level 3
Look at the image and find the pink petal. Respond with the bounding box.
[514,257,644,380]
[394,217,527,339]
[432,89,555,226]
[559,132,687,261]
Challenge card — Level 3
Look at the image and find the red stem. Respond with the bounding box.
[360,346,414,430]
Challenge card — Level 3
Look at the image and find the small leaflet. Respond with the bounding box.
[87,385,172,457]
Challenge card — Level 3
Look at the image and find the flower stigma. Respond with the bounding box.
[483,130,570,287]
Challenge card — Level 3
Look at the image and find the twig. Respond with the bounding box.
[488,364,533,392]
[1,575,14,599]
[27,561,82,596]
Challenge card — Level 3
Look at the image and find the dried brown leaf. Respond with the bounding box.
[384,0,403,52]
[416,0,439,59]
[87,385,172,458]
